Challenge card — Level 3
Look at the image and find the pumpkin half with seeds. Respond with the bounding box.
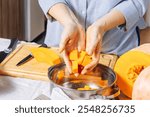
[114,46,150,98]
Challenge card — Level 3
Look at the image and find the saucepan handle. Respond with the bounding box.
[89,84,120,100]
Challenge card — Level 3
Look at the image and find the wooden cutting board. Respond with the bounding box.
[0,43,118,82]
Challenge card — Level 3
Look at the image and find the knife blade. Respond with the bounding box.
[0,39,19,63]
[16,43,48,66]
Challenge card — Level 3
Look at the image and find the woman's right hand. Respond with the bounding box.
[48,3,85,74]
[60,22,85,74]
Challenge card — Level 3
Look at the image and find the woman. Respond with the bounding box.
[38,0,148,74]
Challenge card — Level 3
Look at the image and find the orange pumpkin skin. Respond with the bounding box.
[132,66,150,100]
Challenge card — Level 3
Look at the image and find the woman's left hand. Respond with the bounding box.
[81,22,105,74]
[81,9,126,74]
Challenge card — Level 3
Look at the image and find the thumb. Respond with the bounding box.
[86,37,98,55]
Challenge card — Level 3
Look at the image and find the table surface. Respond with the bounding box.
[0,38,130,100]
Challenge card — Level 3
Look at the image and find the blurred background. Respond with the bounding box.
[0,0,45,43]
[0,0,149,44]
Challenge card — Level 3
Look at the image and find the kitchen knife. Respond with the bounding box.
[0,39,19,63]
[16,43,48,66]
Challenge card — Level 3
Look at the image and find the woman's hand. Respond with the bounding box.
[48,3,125,74]
[81,9,126,74]
[60,22,85,74]
[81,22,105,74]
[48,3,85,74]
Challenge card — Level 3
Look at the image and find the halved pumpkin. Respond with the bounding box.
[132,66,150,100]
[114,50,150,98]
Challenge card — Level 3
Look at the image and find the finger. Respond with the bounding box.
[63,50,72,74]
[78,38,85,52]
[59,31,70,53]
[93,41,102,58]
[67,39,77,50]
[73,32,79,50]
[81,43,100,75]
[87,37,99,56]
[86,29,99,55]
[85,28,91,53]
[78,28,86,52]
[81,60,98,74]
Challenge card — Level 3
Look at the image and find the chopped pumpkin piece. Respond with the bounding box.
[57,70,65,80]
[81,55,92,66]
[72,61,78,73]
[77,85,91,91]
[98,80,108,87]
[69,50,92,74]
[69,50,78,61]
[84,85,91,89]
[78,51,87,64]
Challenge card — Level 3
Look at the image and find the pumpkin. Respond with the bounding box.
[72,61,78,73]
[30,47,62,66]
[114,50,150,98]
[132,66,150,100]
[69,50,92,73]
[69,50,78,61]
[78,51,87,64]
[81,55,92,67]
[77,85,92,91]
[57,70,65,81]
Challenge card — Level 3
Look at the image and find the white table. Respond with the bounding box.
[0,38,70,100]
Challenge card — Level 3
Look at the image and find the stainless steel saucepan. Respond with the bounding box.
[48,63,120,100]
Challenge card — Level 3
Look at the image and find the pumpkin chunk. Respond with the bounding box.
[72,61,78,73]
[81,55,92,67]
[77,85,92,91]
[98,80,108,87]
[69,50,92,74]
[69,50,78,61]
[57,70,65,80]
[78,51,87,64]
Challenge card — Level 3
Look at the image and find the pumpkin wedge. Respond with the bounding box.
[30,47,62,66]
